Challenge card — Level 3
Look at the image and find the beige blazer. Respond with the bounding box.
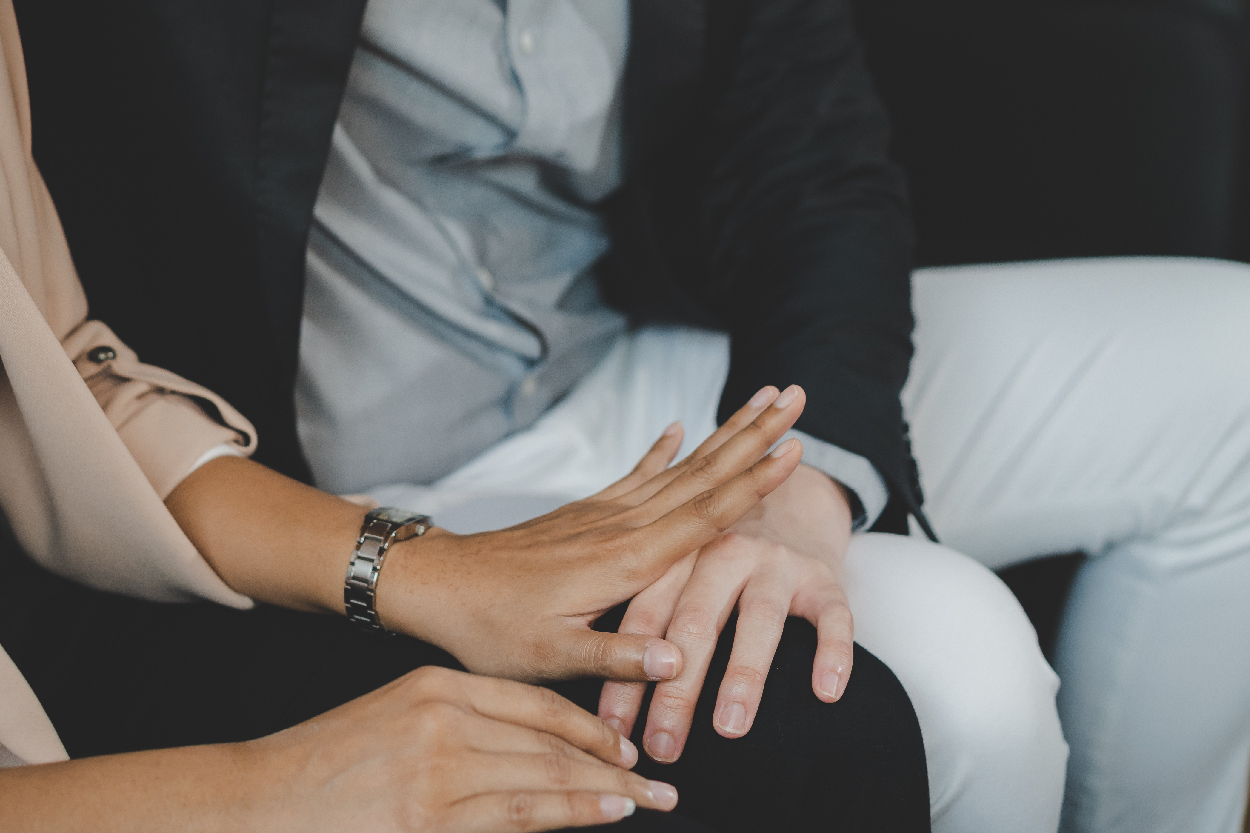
[0,1,257,765]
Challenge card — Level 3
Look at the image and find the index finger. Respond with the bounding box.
[438,671,638,769]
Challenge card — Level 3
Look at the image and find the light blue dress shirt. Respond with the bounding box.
[296,0,887,527]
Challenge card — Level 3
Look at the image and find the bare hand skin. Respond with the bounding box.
[597,388,856,763]
[167,385,807,687]
[378,387,809,684]
[0,667,675,833]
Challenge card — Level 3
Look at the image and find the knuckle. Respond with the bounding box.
[578,634,614,675]
[542,751,574,786]
[690,490,723,526]
[411,702,461,744]
[406,665,452,697]
[396,797,436,833]
[743,418,770,443]
[630,608,666,634]
[725,662,768,690]
[525,639,562,678]
[669,607,718,645]
[543,732,567,756]
[507,793,535,826]
[535,684,569,721]
[567,792,590,824]
[649,685,692,717]
[822,602,854,632]
[685,453,719,485]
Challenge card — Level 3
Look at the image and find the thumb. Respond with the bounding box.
[557,630,683,682]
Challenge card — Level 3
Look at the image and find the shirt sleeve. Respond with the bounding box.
[65,319,257,500]
[787,429,889,531]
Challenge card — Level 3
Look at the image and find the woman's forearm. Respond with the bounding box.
[164,455,367,616]
[0,744,265,833]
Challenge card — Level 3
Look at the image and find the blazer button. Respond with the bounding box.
[87,346,117,363]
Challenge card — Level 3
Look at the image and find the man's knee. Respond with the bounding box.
[846,533,1068,832]
[641,619,930,832]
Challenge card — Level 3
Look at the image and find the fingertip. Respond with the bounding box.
[769,437,802,459]
[644,730,680,764]
[713,700,751,738]
[648,781,679,811]
[618,732,639,768]
[747,386,779,409]
[816,669,844,702]
[643,641,680,681]
[662,421,683,438]
[600,795,637,821]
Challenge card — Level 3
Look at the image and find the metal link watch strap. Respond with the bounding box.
[344,508,433,634]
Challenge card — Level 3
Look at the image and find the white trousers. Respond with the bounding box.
[371,257,1250,833]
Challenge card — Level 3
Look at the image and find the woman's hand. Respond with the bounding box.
[597,391,856,763]
[0,666,676,832]
[254,666,676,832]
[168,386,808,691]
[378,386,808,685]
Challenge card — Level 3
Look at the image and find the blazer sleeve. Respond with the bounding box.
[700,0,927,529]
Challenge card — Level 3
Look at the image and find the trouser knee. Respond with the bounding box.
[611,618,930,833]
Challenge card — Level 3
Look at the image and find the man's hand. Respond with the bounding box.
[597,418,855,763]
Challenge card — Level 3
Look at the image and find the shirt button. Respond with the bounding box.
[518,29,535,54]
[87,346,117,363]
[519,375,538,398]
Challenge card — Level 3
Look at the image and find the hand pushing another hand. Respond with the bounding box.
[377,386,807,686]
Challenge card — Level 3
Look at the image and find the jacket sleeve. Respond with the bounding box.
[699,0,927,530]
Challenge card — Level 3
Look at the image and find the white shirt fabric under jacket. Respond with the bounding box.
[295,0,888,525]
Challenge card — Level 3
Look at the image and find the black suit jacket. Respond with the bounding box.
[13,0,931,536]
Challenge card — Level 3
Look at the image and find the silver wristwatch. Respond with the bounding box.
[344,507,433,634]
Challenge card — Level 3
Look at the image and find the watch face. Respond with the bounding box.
[370,507,425,525]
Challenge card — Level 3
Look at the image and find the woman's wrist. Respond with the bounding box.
[373,526,457,647]
[0,742,268,832]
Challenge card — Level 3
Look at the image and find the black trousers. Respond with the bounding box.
[0,534,929,832]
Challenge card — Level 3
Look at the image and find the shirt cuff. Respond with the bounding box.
[784,430,889,531]
[181,442,247,485]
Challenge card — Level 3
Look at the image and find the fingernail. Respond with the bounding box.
[618,733,638,767]
[600,795,636,819]
[649,781,679,809]
[748,387,776,409]
[716,701,748,736]
[643,644,678,680]
[819,671,841,700]
[646,731,677,762]
[769,438,799,459]
[662,421,682,437]
[773,385,799,409]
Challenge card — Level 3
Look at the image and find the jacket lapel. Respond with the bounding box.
[255,0,367,373]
